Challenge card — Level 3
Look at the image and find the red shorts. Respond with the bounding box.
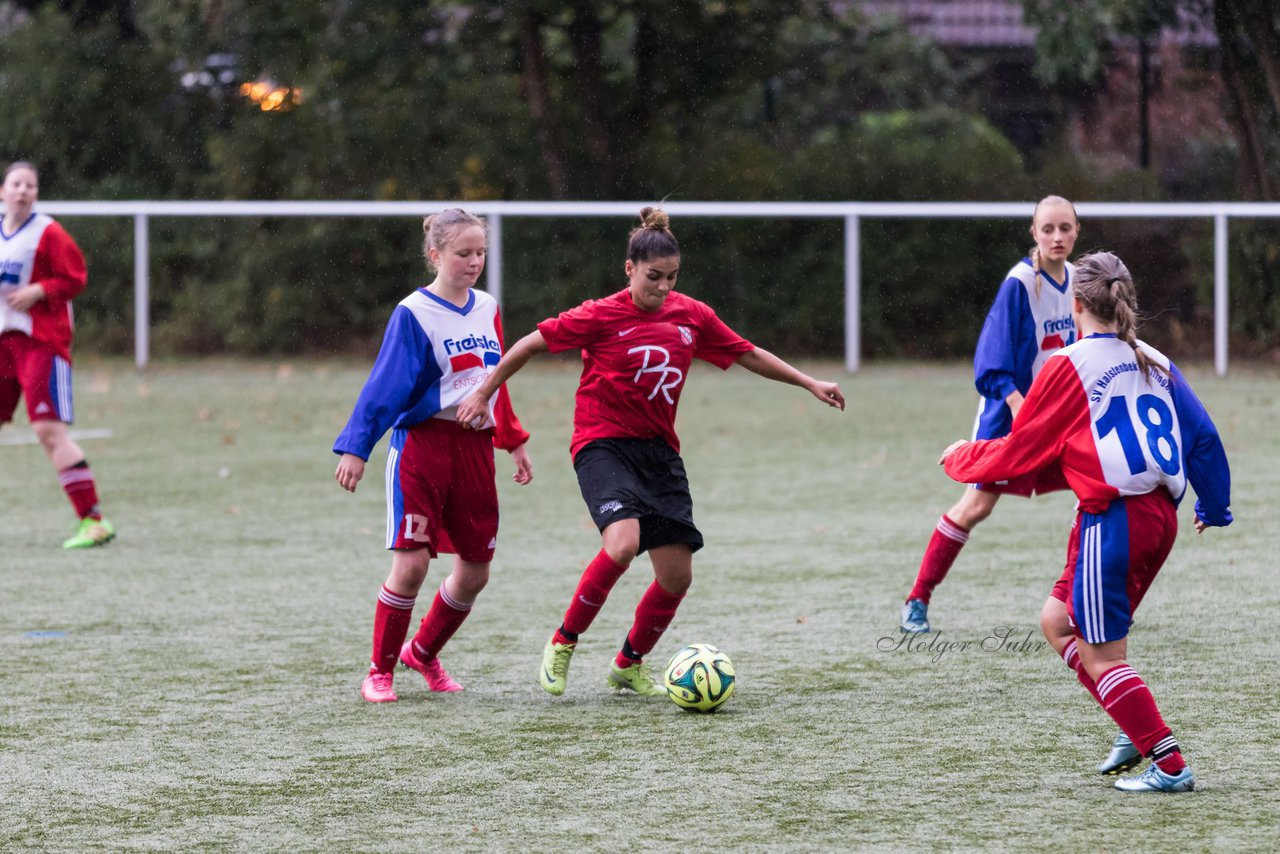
[1050,490,1178,643]
[975,461,1069,497]
[385,418,498,562]
[0,331,73,424]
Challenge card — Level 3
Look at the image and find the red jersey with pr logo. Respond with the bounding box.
[538,288,754,457]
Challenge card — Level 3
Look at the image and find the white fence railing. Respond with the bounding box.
[39,200,1280,373]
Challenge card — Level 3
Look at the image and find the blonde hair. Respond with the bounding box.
[1028,194,1078,297]
[626,206,680,263]
[1073,251,1168,380]
[422,208,485,272]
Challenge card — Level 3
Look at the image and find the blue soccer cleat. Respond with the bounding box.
[1114,763,1195,793]
[1098,732,1142,776]
[900,599,930,633]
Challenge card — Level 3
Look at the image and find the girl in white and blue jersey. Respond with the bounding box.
[334,209,533,703]
[942,251,1231,792]
[901,196,1080,633]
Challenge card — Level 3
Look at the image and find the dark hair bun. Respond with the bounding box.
[639,206,670,231]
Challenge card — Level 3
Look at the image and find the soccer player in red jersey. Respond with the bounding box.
[901,196,1080,633]
[334,209,534,703]
[0,161,115,549]
[456,206,845,697]
[940,251,1232,792]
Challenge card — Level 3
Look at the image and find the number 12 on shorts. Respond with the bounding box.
[403,514,431,542]
[1094,394,1181,476]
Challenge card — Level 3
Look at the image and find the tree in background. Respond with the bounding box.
[0,0,1268,356]
[1023,0,1280,352]
[1023,0,1278,201]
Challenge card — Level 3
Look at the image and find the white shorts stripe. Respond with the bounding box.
[384,446,399,549]
[53,356,73,422]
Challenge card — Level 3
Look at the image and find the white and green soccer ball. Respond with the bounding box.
[664,643,735,712]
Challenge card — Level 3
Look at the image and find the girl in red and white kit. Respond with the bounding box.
[0,161,114,549]
[941,251,1232,792]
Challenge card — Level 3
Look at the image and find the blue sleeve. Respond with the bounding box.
[1169,364,1233,527]
[333,306,431,460]
[974,277,1036,401]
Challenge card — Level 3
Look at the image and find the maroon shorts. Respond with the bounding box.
[975,461,1069,497]
[1050,490,1178,643]
[385,418,499,562]
[0,331,73,424]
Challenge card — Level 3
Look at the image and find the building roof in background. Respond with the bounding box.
[860,1,1218,49]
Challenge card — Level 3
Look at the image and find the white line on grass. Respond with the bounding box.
[0,427,114,446]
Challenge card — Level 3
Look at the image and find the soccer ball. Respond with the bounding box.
[664,644,735,712]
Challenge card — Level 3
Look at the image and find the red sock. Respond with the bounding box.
[1096,664,1186,774]
[557,550,628,642]
[409,584,471,660]
[1061,639,1103,705]
[59,460,101,520]
[370,585,415,675]
[615,581,685,667]
[907,514,969,603]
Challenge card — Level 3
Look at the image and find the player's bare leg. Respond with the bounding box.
[32,419,84,470]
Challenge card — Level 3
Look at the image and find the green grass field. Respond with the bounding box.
[2,357,1277,851]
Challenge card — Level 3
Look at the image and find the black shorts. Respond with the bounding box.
[573,437,704,555]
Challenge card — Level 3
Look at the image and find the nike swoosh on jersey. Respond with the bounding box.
[617,327,637,337]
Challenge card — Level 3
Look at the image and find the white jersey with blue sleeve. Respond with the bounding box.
[948,334,1232,525]
[333,288,528,461]
[972,259,1076,440]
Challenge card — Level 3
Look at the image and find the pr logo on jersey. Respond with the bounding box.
[677,326,693,346]
[628,345,684,403]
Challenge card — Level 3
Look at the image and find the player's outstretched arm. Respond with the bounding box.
[335,453,366,493]
[734,347,845,411]
[457,330,549,428]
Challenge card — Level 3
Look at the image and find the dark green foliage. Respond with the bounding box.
[0,1,1274,358]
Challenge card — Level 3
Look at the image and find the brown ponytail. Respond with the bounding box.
[1073,251,1168,380]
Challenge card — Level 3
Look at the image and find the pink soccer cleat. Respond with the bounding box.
[361,671,398,703]
[400,641,463,692]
